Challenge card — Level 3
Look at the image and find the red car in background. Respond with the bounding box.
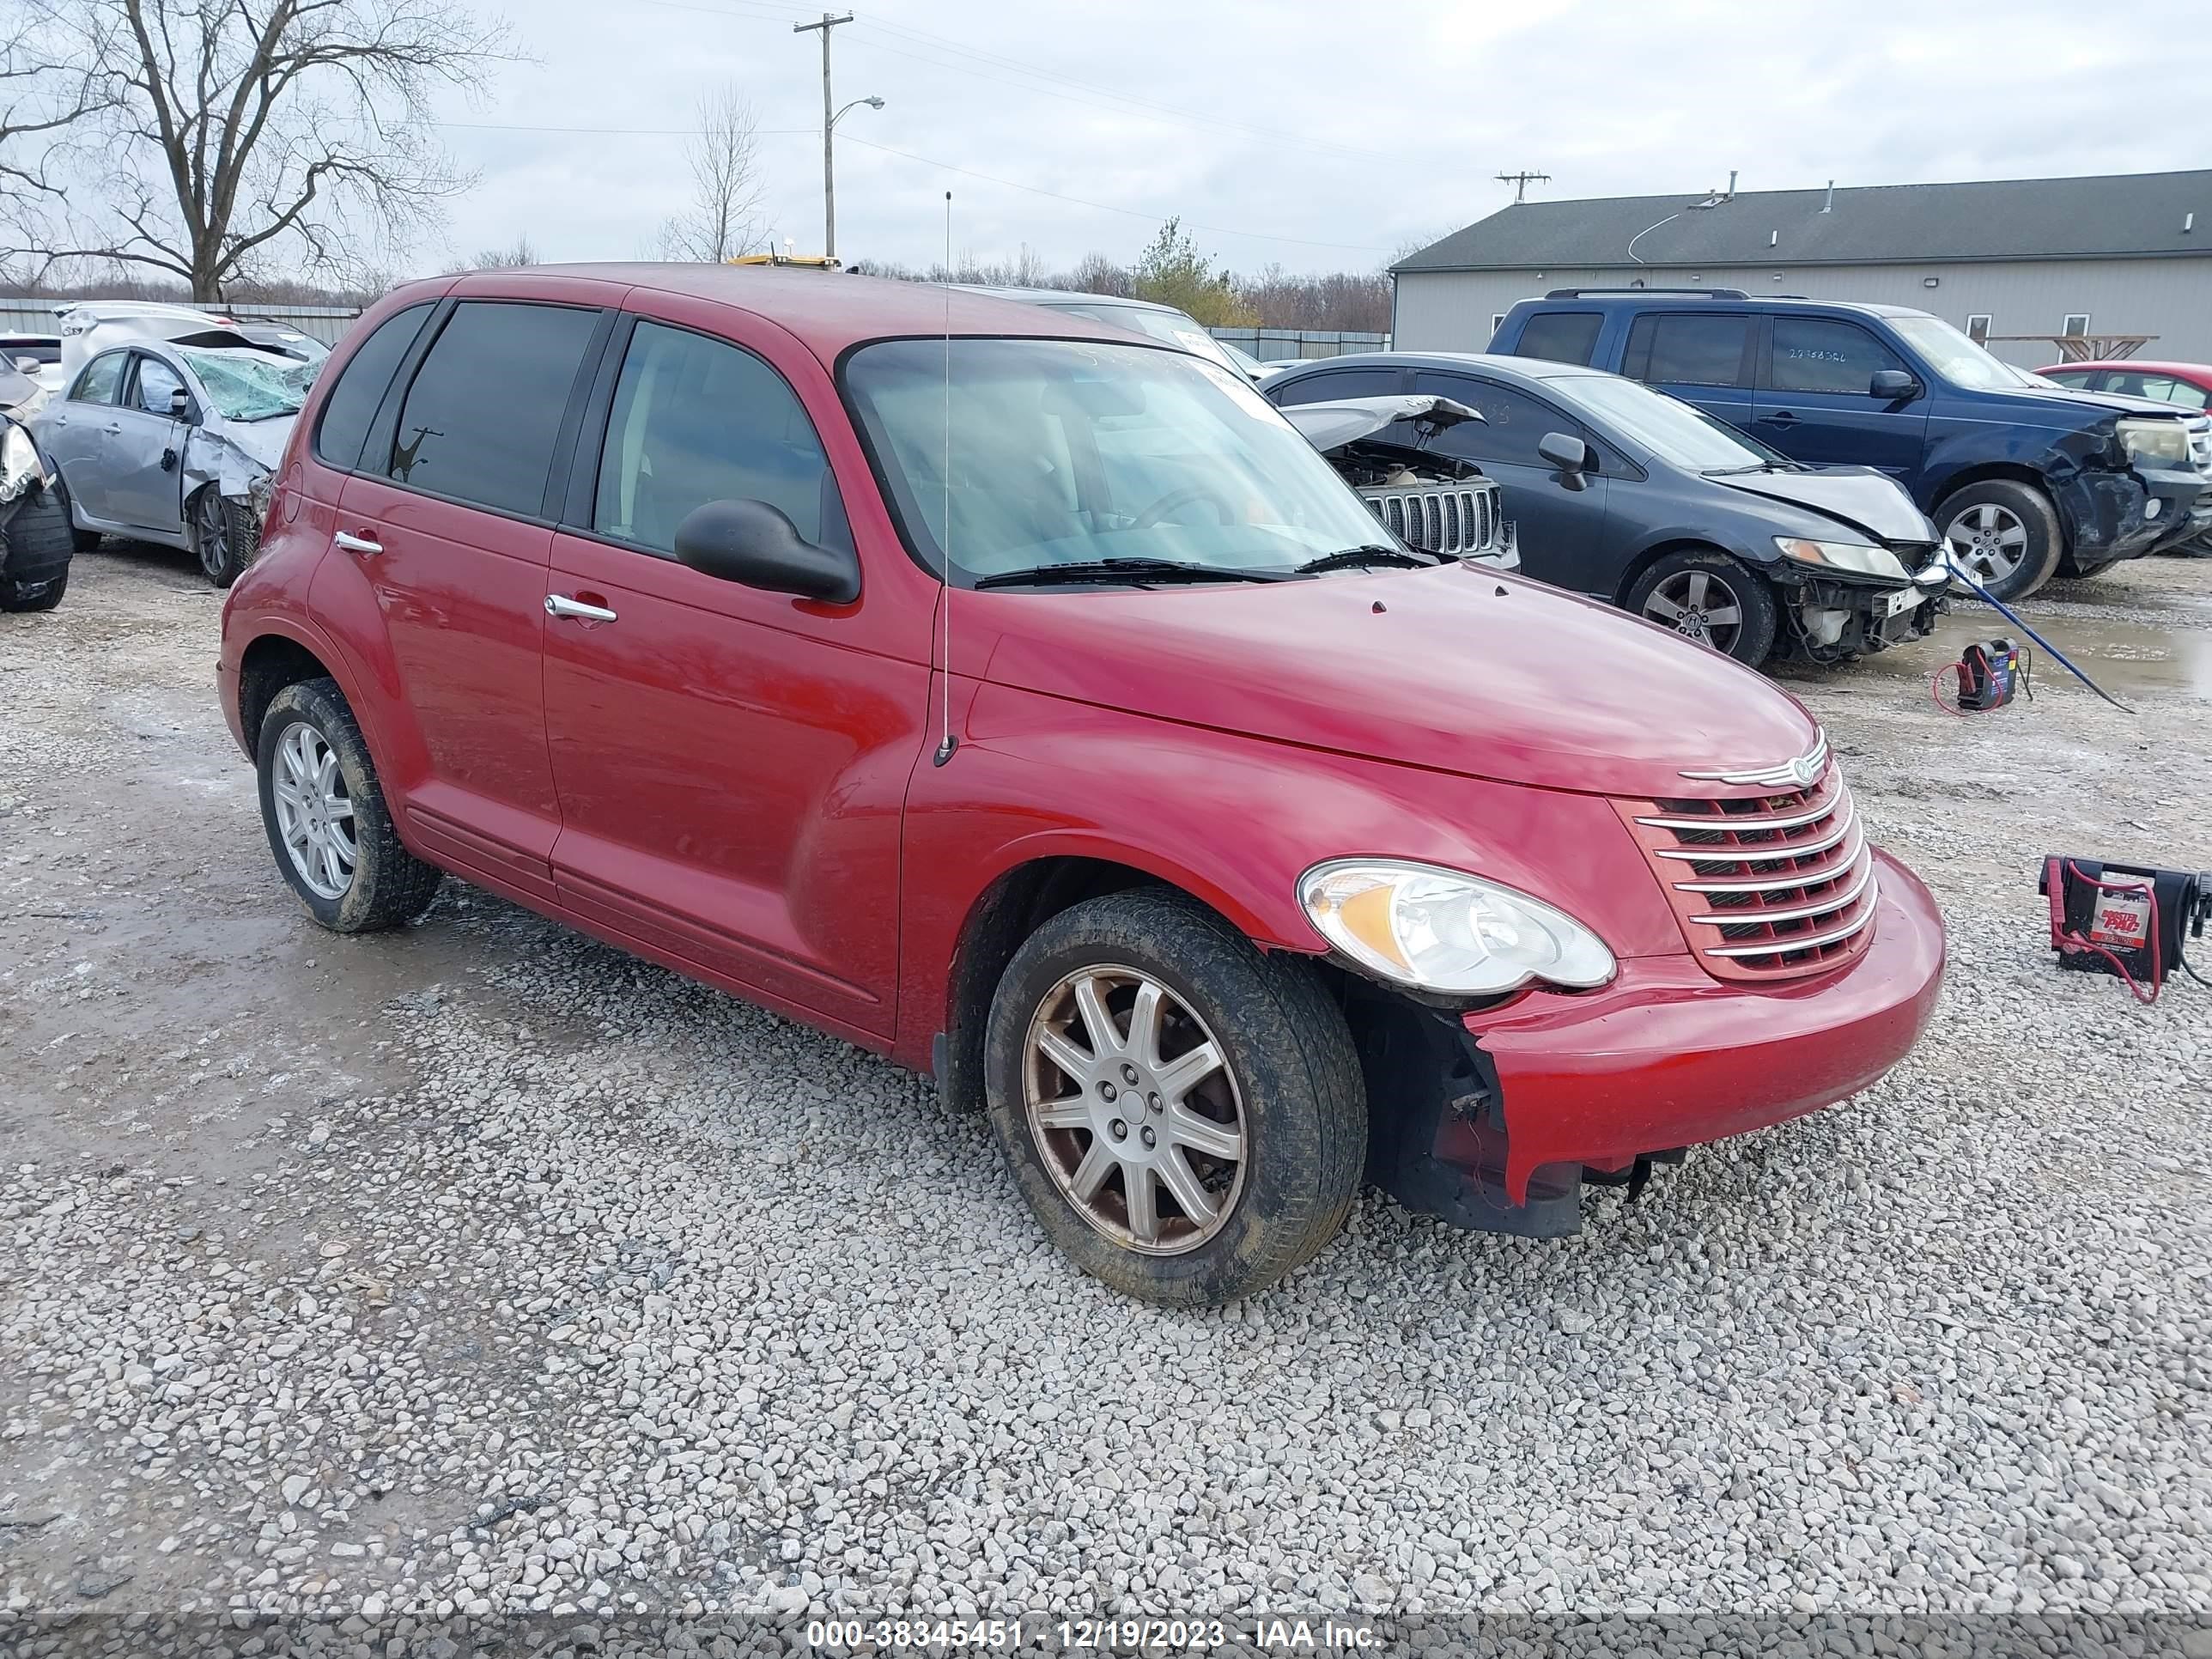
[2039,363,2212,552]
[218,266,1946,1304]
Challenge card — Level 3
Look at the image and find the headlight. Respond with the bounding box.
[1774,536,1910,580]
[2117,416,2191,467]
[1297,859,1615,994]
[0,422,41,503]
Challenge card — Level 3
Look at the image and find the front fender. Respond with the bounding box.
[1918,417,2148,556]
[894,683,1686,1068]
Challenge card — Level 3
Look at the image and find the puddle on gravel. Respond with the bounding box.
[1856,612,2212,700]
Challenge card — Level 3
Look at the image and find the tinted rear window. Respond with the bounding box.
[1510,311,1601,366]
[385,301,600,515]
[1623,313,1749,387]
[313,303,434,470]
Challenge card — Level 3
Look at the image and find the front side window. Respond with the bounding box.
[71,350,128,404]
[1769,318,1907,395]
[595,319,847,554]
[386,301,600,515]
[313,301,435,470]
[1623,313,1749,387]
[844,337,1395,586]
[2042,368,2098,390]
[1512,311,1602,367]
[132,356,186,416]
[2107,371,2210,410]
[1409,371,1576,469]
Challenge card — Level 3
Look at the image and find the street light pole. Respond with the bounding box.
[793,11,854,257]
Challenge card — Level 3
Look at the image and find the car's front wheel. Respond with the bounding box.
[256,678,442,933]
[1625,549,1778,665]
[1938,479,2062,599]
[983,890,1365,1305]
[190,486,249,587]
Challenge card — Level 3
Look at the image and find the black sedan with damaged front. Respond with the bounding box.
[1267,351,1950,667]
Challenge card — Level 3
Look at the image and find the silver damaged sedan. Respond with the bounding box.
[35,338,310,586]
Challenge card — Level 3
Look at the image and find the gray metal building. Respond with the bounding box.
[1393,169,2212,368]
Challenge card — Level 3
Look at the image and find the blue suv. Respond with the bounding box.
[1491,290,2212,599]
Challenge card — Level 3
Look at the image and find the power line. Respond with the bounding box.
[434,118,816,134]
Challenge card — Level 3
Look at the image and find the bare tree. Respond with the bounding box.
[466,233,537,270]
[19,0,515,301]
[658,85,767,264]
[0,8,118,240]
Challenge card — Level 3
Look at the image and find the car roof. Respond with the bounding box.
[1270,349,1611,385]
[416,264,1150,358]
[1522,292,1934,321]
[2034,358,2212,380]
[952,284,1176,316]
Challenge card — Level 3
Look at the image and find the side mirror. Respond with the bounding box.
[672,498,860,605]
[1869,368,1921,401]
[14,356,39,374]
[168,386,193,421]
[1537,430,1595,488]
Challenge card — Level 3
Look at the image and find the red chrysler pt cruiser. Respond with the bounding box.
[219,265,1946,1304]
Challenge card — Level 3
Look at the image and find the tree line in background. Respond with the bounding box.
[0,3,1400,331]
[853,219,1394,332]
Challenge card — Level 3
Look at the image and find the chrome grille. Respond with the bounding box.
[1613,761,1876,981]
[1361,478,1504,558]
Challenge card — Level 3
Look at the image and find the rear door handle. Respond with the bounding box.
[1759,410,1800,428]
[545,592,617,623]
[100,422,122,434]
[333,530,383,556]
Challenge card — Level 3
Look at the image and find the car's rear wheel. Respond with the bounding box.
[256,678,441,933]
[983,889,1364,1305]
[190,486,247,587]
[1625,549,1778,665]
[1938,480,2062,599]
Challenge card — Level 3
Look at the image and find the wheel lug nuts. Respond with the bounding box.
[1139,1127,1157,1148]
[1121,1062,1139,1085]
[1098,1080,1116,1101]
[1147,1093,1162,1113]
[1109,1119,1127,1139]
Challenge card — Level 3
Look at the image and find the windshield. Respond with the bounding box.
[1547,373,1790,471]
[844,337,1399,586]
[178,345,314,421]
[1043,300,1246,376]
[1886,315,2025,392]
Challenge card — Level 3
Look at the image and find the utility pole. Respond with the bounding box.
[1494,169,1551,204]
[794,11,856,257]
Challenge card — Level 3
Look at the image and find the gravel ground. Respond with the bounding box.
[3,544,2209,1655]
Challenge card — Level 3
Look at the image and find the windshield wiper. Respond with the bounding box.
[972,557,1286,590]
[1293,544,1437,574]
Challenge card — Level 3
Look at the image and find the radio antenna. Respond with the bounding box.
[933,189,958,767]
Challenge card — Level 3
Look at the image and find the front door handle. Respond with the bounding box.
[1759,410,1800,428]
[333,530,383,556]
[100,422,122,434]
[545,592,617,623]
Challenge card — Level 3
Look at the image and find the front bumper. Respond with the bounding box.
[1778,564,1949,661]
[1373,850,1945,1230]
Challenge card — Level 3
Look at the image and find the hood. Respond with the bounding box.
[976,563,1818,797]
[1711,465,1936,545]
[1280,395,1482,453]
[1955,382,2187,429]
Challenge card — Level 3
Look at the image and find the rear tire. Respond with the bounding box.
[256,678,442,933]
[1937,479,2062,600]
[983,889,1365,1305]
[1623,549,1778,665]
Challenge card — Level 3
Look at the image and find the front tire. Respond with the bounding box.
[52,476,100,554]
[983,890,1365,1305]
[256,678,441,933]
[1624,549,1778,665]
[190,486,248,587]
[1938,479,2062,600]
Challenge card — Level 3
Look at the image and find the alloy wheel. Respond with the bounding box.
[1944,501,2028,587]
[1642,568,1744,653]
[194,492,229,581]
[1023,965,1247,1255]
[271,720,357,900]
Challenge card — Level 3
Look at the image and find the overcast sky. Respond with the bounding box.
[422,0,2204,277]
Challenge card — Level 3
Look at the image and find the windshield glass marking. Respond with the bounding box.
[845,337,1400,587]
